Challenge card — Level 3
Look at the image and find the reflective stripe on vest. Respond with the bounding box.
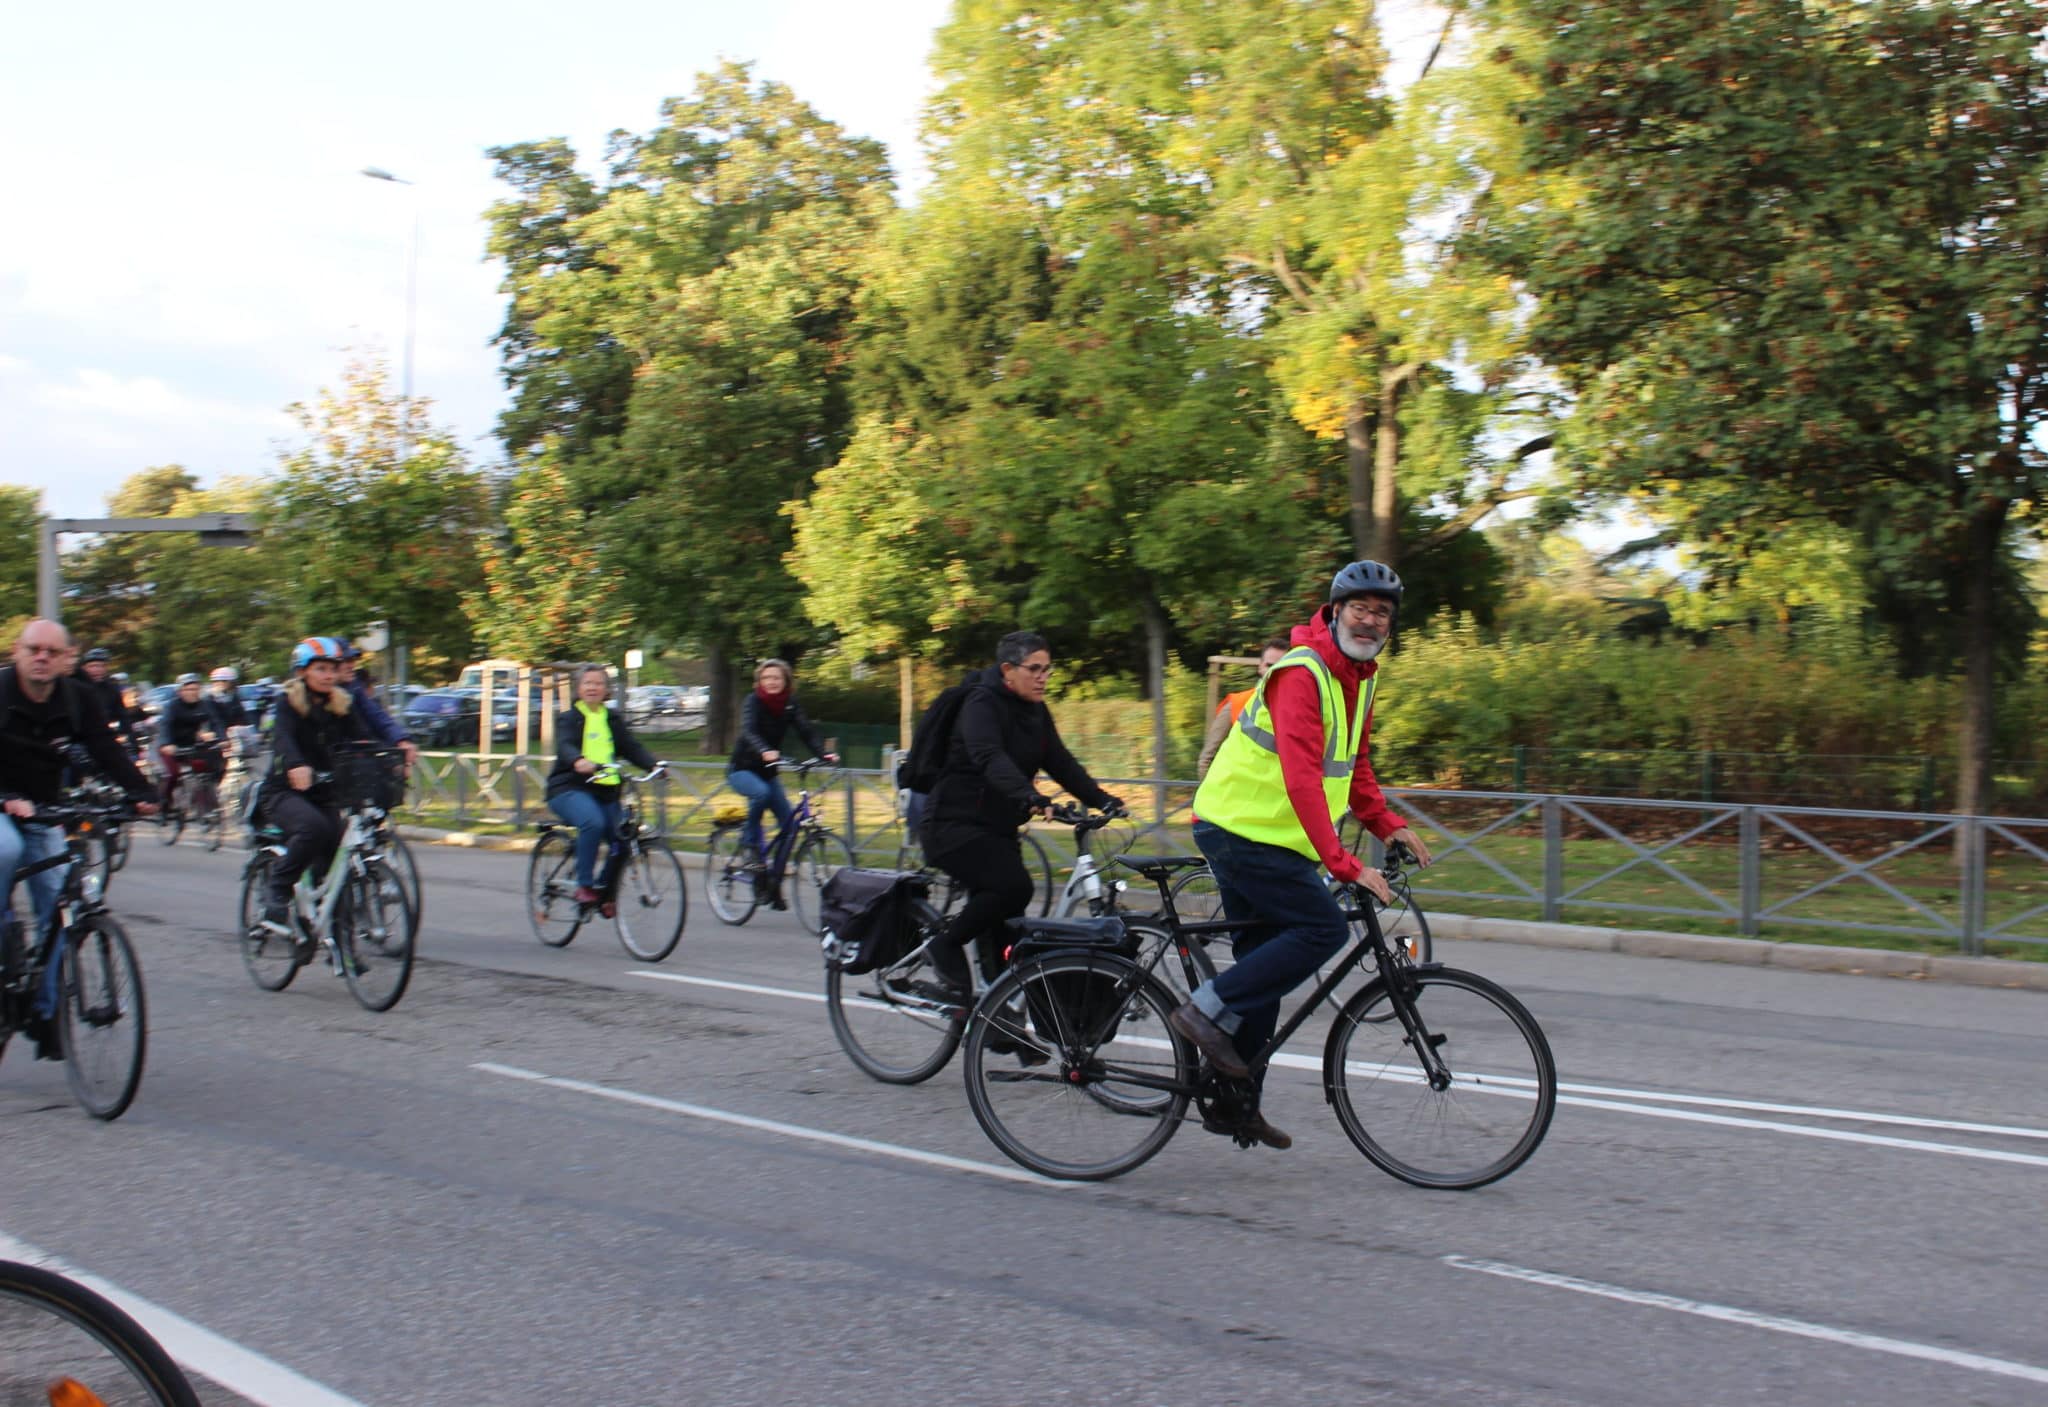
[1190,647,1374,859]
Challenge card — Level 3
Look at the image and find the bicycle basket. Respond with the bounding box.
[333,748,407,811]
[712,801,747,827]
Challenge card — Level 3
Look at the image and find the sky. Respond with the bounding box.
[1,0,1449,519]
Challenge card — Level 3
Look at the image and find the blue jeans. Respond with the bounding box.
[548,788,624,889]
[0,815,68,938]
[1190,820,1349,1071]
[726,770,791,860]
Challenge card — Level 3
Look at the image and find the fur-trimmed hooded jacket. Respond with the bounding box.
[269,677,372,787]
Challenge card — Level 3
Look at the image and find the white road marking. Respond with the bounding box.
[1444,1254,2048,1387]
[0,1230,370,1407]
[474,1061,1071,1187]
[626,969,2048,1166]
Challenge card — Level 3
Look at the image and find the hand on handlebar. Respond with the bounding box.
[288,766,313,792]
[1387,826,1432,868]
[3,798,33,820]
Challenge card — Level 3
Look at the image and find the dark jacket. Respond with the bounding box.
[160,696,223,750]
[346,678,407,746]
[74,670,136,743]
[923,667,1112,842]
[728,691,826,779]
[0,667,152,806]
[547,703,660,799]
[269,679,372,796]
[206,688,251,732]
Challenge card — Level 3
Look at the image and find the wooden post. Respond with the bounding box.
[898,656,915,753]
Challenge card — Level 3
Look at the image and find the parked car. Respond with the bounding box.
[488,692,549,745]
[402,691,481,747]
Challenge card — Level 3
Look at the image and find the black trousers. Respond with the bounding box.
[268,790,343,907]
[925,825,1035,981]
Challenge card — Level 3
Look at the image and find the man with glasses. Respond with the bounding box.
[919,630,1122,1003]
[1171,561,1434,1150]
[1,621,155,952]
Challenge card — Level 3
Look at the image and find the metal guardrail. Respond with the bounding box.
[400,755,2045,956]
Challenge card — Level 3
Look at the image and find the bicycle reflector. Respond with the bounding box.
[48,1377,114,1407]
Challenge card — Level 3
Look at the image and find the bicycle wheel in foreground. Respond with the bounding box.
[825,928,963,1084]
[336,860,415,1013]
[237,854,300,992]
[1324,967,1554,1190]
[527,831,585,948]
[790,830,854,936]
[386,834,424,937]
[702,827,760,926]
[614,839,686,962]
[963,953,1193,1181]
[58,916,147,1121]
[0,1259,201,1406]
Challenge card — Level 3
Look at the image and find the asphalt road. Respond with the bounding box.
[4,836,2045,1406]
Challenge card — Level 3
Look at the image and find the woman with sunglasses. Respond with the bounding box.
[918,630,1121,1001]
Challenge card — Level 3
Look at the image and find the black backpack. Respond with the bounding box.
[894,682,973,792]
[819,868,929,975]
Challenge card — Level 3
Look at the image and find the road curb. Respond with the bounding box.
[1430,911,2048,991]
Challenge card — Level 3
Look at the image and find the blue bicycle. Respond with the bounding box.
[704,759,854,934]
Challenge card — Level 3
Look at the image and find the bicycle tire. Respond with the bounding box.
[0,1259,201,1407]
[1323,967,1555,1190]
[384,832,423,937]
[337,858,415,1012]
[825,922,964,1084]
[154,792,183,846]
[106,822,131,874]
[527,831,585,947]
[237,853,301,991]
[198,778,224,852]
[790,829,854,936]
[614,839,686,962]
[703,826,760,926]
[1021,829,1054,918]
[895,841,960,915]
[58,915,147,1121]
[962,951,1193,1181]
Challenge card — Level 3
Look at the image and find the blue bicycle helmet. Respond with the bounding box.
[290,636,346,670]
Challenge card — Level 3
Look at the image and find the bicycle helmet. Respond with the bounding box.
[210,666,238,683]
[1329,560,1403,606]
[338,638,364,660]
[290,636,346,670]
[82,647,111,663]
[175,673,203,688]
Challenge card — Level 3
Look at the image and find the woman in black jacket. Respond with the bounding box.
[546,665,661,910]
[920,631,1119,996]
[259,638,373,937]
[724,659,836,865]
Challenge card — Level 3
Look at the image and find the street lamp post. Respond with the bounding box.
[361,166,419,691]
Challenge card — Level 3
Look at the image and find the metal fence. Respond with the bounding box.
[400,754,2047,957]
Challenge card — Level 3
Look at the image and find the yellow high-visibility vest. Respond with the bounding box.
[1192,647,1373,858]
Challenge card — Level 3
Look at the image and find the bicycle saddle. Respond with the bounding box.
[1116,854,1207,878]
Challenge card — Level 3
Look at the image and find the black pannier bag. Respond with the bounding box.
[819,869,927,975]
[1005,917,1139,1046]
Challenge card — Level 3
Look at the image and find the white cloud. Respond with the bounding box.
[33,369,291,432]
[0,354,28,376]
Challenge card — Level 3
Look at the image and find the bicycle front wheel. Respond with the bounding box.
[963,952,1192,1181]
[790,829,854,935]
[703,826,760,926]
[614,839,686,962]
[337,860,416,1012]
[527,830,585,948]
[1324,967,1555,1190]
[825,922,963,1084]
[0,1259,201,1406]
[106,822,131,874]
[198,780,225,852]
[58,915,147,1121]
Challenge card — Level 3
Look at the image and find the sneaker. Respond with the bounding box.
[600,899,617,919]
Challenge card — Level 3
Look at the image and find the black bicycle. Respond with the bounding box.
[960,854,1555,1186]
[704,759,854,935]
[156,744,226,852]
[0,1258,200,1406]
[528,762,687,962]
[1,798,148,1120]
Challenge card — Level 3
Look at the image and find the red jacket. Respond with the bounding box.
[1260,609,1399,882]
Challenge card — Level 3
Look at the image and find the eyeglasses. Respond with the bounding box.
[1337,598,1395,622]
[1008,662,1054,677]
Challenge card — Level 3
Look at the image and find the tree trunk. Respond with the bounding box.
[1370,366,1418,566]
[1142,596,1170,824]
[703,640,733,756]
[1954,500,2007,822]
[1343,397,1373,560]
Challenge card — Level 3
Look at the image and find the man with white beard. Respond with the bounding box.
[1170,561,1434,1149]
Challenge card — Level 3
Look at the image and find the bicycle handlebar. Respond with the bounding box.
[1043,801,1130,829]
[589,761,670,785]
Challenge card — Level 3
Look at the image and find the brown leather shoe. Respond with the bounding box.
[1199,1107,1292,1150]
[1167,1002,1250,1080]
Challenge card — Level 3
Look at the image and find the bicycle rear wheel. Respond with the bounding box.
[1021,829,1055,917]
[0,1259,201,1406]
[614,839,686,962]
[790,829,854,935]
[1324,967,1555,1190]
[197,778,225,852]
[825,919,963,1084]
[963,952,1192,1181]
[336,859,415,1012]
[237,853,301,991]
[703,826,760,926]
[527,830,585,947]
[58,915,146,1121]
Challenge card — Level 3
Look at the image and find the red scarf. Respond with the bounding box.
[755,685,790,717]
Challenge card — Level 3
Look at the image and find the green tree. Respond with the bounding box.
[1484,0,2048,815]
[464,450,635,661]
[0,485,40,629]
[268,358,487,674]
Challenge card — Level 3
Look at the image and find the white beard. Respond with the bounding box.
[1335,620,1384,662]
